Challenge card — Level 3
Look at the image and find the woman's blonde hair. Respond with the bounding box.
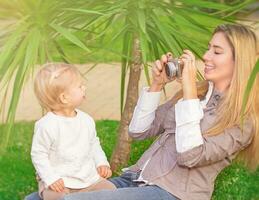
[34,63,82,111]
[172,24,259,169]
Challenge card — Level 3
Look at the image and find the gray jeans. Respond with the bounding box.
[25,171,179,200]
[62,185,178,200]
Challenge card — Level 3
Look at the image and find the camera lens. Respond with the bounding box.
[165,59,184,79]
[165,61,177,79]
[165,63,172,78]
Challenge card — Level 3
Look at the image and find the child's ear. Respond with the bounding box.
[59,93,69,104]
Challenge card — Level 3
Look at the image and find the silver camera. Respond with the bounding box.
[164,58,184,79]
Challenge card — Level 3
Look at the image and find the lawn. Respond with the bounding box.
[0,121,258,200]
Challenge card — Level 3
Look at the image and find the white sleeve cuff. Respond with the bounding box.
[175,124,204,153]
[175,98,204,153]
[137,87,161,111]
[175,99,203,126]
[129,87,161,132]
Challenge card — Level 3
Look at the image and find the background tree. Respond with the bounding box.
[0,0,257,172]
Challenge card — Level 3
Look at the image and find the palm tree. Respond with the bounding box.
[0,0,257,171]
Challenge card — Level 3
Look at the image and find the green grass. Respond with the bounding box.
[0,121,259,200]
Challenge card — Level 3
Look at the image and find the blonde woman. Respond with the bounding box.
[31,63,115,200]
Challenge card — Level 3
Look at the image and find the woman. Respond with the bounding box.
[26,24,258,200]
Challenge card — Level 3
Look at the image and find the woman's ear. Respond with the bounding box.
[59,93,69,104]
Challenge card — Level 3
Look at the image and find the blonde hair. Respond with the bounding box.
[34,63,83,111]
[172,24,259,170]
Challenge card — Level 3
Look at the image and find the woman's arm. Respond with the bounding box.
[173,50,206,153]
[129,88,174,140]
[176,120,254,167]
[129,53,175,140]
[129,87,161,133]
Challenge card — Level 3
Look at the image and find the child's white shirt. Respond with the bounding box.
[31,109,109,189]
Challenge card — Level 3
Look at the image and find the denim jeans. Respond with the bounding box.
[24,171,179,200]
[62,171,179,200]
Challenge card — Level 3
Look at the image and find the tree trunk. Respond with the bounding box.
[110,35,142,172]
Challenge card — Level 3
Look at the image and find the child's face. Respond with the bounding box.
[65,79,86,108]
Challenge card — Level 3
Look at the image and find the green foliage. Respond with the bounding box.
[0,121,259,200]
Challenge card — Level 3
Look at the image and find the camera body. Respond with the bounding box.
[165,58,184,79]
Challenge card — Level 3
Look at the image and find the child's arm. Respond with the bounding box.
[88,118,111,175]
[31,123,61,188]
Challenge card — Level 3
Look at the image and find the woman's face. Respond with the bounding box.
[202,32,235,92]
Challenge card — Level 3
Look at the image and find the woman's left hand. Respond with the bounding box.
[180,50,198,100]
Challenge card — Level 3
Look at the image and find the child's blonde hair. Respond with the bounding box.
[34,63,83,111]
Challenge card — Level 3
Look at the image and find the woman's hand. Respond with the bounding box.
[149,52,175,92]
[180,50,198,100]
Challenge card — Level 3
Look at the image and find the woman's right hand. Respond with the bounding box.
[149,52,175,92]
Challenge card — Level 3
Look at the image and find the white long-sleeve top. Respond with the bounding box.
[129,82,213,153]
[31,109,109,189]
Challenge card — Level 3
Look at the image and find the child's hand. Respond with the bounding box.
[97,165,112,178]
[49,178,65,193]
